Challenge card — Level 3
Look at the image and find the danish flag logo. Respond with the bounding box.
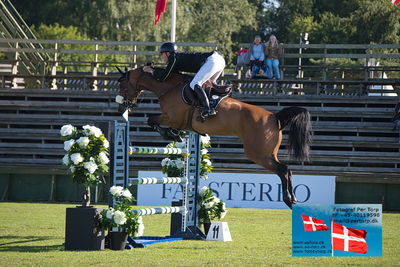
[300,214,329,231]
[332,222,368,254]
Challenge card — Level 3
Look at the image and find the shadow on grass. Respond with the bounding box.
[0,236,63,252]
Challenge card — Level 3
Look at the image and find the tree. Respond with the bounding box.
[14,0,258,66]
[313,13,355,44]
[272,0,314,42]
[349,0,400,44]
[183,0,257,63]
[286,16,317,44]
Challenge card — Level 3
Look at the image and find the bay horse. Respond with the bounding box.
[117,67,312,208]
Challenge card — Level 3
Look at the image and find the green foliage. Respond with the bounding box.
[314,13,355,44]
[31,23,125,71]
[197,187,227,223]
[273,0,400,44]
[32,23,94,71]
[184,0,257,63]
[60,124,109,188]
[100,186,144,237]
[13,0,400,67]
[286,16,318,44]
[15,0,258,65]
[349,0,400,44]
[32,23,89,41]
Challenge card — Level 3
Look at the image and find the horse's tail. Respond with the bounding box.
[276,106,312,162]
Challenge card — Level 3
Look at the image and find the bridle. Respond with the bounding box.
[117,67,146,111]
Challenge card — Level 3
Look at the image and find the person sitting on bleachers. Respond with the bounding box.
[248,35,267,79]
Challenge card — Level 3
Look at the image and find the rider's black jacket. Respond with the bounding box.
[153,51,214,81]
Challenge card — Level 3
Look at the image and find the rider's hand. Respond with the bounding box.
[143,66,154,74]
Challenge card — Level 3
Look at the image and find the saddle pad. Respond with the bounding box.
[181,84,230,110]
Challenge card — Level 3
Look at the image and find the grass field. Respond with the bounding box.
[0,202,399,267]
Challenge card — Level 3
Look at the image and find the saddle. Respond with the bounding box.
[181,83,232,111]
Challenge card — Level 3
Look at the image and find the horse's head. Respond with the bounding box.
[115,66,145,113]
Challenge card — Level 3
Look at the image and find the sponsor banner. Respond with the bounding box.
[292,204,382,257]
[137,172,335,209]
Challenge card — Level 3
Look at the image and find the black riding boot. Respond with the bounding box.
[193,85,216,118]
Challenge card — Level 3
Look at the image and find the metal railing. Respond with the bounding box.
[0,1,48,77]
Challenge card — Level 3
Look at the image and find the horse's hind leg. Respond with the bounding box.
[287,169,297,203]
[271,159,296,209]
[246,152,295,208]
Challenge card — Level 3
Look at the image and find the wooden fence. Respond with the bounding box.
[0,38,218,77]
[1,73,398,97]
[1,38,400,85]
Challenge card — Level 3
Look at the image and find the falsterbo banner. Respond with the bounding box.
[137,172,335,209]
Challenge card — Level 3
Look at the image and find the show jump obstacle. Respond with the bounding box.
[110,114,205,248]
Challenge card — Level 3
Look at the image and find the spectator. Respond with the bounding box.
[248,35,267,79]
[265,35,283,79]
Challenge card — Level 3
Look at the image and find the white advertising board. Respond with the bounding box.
[137,172,335,209]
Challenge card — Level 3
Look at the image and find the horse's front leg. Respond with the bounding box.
[148,115,184,142]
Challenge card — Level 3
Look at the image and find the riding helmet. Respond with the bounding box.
[160,42,177,53]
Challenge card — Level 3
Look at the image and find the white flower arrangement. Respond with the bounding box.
[161,135,213,179]
[60,124,109,187]
[198,186,227,223]
[100,186,145,237]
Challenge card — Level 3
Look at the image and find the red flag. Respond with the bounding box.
[154,0,167,25]
[390,0,400,5]
[332,222,368,254]
[301,214,329,231]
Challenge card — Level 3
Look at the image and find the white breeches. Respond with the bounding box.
[189,52,225,89]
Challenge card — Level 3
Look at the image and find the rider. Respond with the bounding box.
[143,42,226,118]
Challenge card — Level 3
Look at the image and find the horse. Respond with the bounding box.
[116,67,312,208]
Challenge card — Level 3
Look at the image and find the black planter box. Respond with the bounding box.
[170,200,183,236]
[65,206,105,251]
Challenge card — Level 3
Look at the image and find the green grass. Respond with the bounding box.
[0,202,399,267]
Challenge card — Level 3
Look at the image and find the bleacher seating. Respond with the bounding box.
[0,87,398,180]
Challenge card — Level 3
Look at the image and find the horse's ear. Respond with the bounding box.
[124,67,128,72]
[116,66,123,74]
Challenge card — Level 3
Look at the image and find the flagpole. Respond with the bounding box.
[170,0,176,42]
